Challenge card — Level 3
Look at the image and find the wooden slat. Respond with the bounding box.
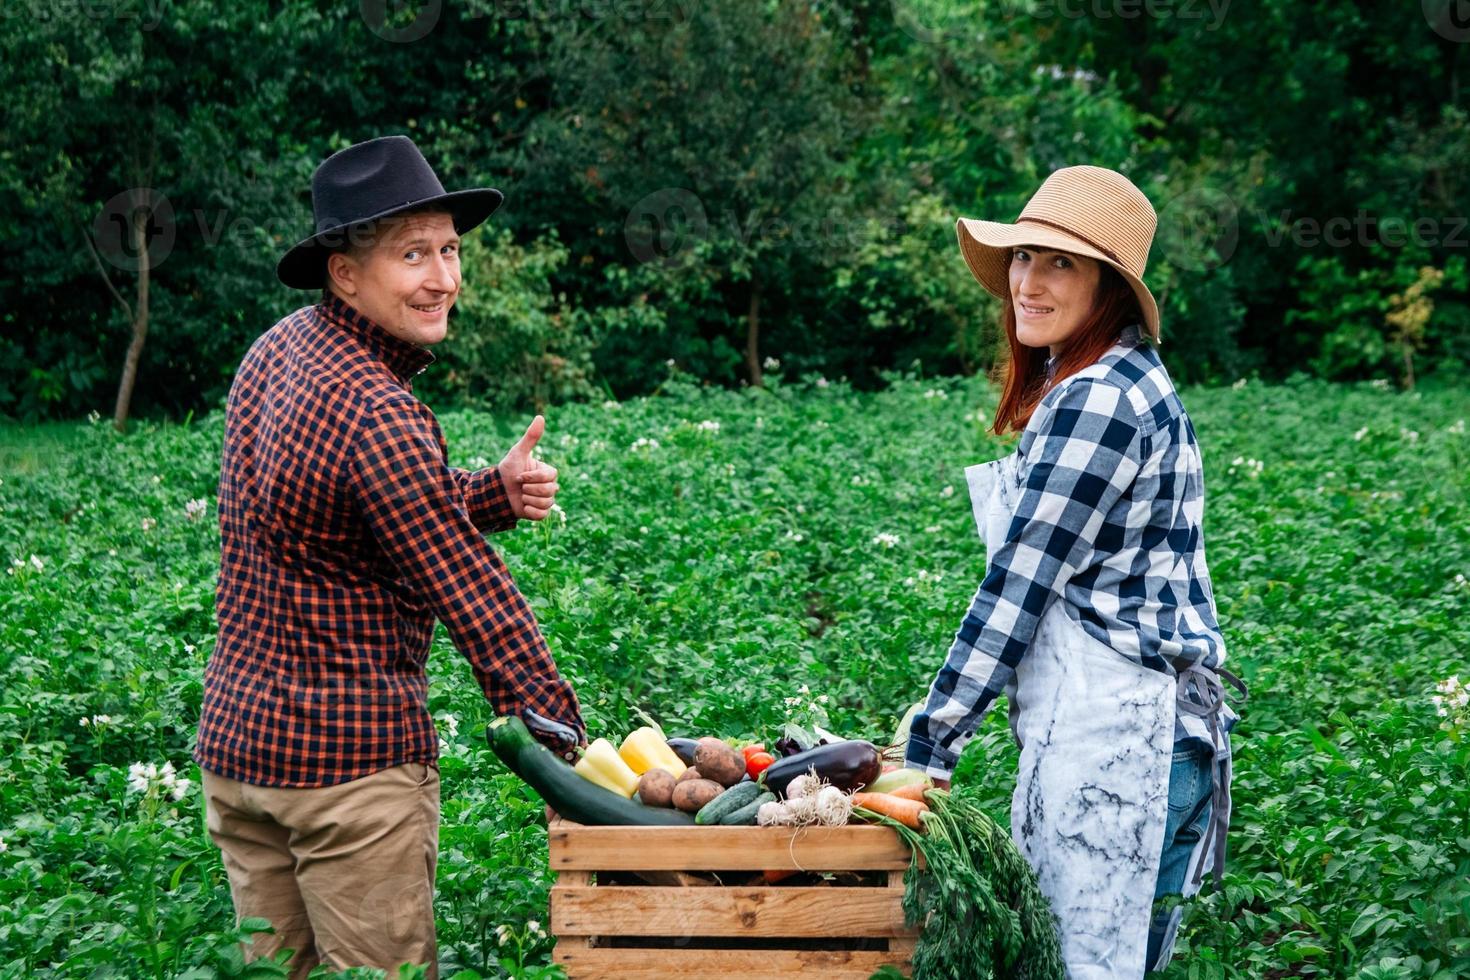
[887,937,918,971]
[551,885,916,939]
[552,945,910,979]
[553,871,594,956]
[548,820,914,871]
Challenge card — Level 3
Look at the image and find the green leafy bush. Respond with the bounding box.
[1,376,1467,976]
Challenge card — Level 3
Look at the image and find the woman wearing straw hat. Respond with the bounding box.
[902,165,1246,977]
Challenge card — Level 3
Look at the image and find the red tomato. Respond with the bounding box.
[740,743,766,762]
[746,751,776,780]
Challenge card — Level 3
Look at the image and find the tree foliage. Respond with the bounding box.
[2,0,1466,419]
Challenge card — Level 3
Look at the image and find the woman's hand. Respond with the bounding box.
[931,776,952,791]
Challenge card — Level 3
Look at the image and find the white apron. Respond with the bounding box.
[964,452,1219,979]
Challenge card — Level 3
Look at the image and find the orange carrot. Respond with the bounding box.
[889,782,930,803]
[762,868,800,884]
[852,792,930,830]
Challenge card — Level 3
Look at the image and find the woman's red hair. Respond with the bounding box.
[990,256,1144,435]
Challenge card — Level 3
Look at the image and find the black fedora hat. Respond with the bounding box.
[276,135,504,289]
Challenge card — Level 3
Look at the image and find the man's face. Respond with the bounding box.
[326,211,461,346]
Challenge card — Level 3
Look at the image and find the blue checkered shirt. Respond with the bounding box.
[906,323,1231,777]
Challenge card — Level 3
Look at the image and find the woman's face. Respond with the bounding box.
[1007,246,1102,356]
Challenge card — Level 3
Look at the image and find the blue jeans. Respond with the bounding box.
[1145,744,1215,973]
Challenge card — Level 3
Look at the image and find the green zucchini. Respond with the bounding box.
[695,780,764,825]
[486,716,693,826]
[718,790,775,826]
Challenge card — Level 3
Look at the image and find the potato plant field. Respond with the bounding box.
[1,372,1467,979]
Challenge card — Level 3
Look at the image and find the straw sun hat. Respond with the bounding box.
[956,165,1161,342]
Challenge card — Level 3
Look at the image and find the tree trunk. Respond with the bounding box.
[112,202,151,433]
[744,284,763,387]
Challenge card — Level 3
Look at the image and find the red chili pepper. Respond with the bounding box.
[740,743,767,762]
[746,751,776,780]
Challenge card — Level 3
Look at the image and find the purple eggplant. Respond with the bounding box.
[762,740,883,797]
[773,734,809,758]
[666,737,700,767]
[522,709,582,762]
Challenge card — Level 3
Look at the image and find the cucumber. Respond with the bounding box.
[718,790,775,826]
[695,780,764,825]
[486,716,694,826]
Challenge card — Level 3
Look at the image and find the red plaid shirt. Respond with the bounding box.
[193,294,585,787]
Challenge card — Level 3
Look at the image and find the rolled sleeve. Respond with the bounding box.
[908,379,1144,776]
[349,398,585,738]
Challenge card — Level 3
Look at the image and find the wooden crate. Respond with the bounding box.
[547,811,922,979]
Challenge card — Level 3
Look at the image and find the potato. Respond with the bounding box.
[637,768,677,808]
[694,737,745,787]
[672,778,724,813]
[676,766,704,784]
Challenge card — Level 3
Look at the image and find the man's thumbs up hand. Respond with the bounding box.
[511,415,545,456]
[498,415,560,521]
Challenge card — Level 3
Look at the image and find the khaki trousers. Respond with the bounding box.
[201,762,441,980]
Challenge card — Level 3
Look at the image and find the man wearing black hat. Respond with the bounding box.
[192,135,587,979]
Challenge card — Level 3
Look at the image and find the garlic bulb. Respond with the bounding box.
[757,801,794,826]
[784,793,820,825]
[813,785,854,827]
[785,771,822,800]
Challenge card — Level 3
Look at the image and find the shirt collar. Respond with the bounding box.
[1045,321,1144,380]
[317,294,435,383]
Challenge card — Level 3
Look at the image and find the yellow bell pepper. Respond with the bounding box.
[618,727,688,778]
[573,738,641,797]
